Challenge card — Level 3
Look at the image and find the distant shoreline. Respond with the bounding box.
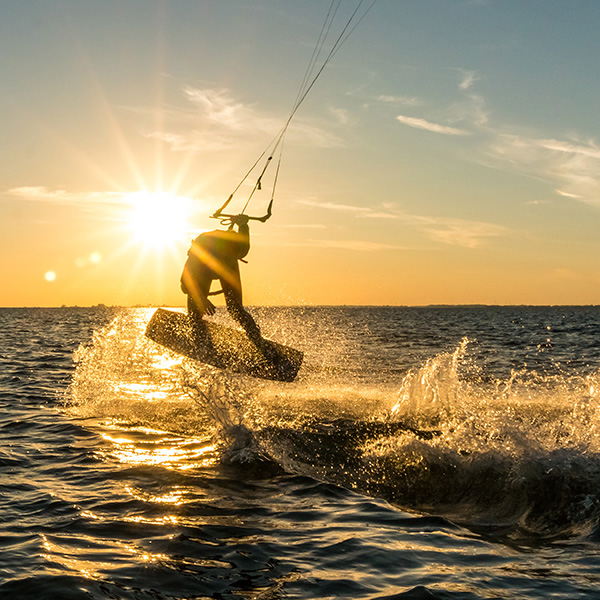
[1,304,599,310]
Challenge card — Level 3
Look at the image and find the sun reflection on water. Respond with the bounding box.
[101,431,216,469]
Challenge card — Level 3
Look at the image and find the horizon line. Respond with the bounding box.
[1,303,600,310]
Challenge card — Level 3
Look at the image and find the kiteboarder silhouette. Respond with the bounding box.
[146,1,374,380]
[180,214,262,343]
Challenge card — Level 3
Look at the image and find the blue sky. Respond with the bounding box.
[1,1,599,306]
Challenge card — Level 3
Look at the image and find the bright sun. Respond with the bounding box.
[127,191,192,250]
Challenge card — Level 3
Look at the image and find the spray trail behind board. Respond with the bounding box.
[68,307,600,541]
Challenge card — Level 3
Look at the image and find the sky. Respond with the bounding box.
[1,0,600,307]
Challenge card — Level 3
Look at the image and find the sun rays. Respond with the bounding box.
[33,44,216,305]
[127,190,193,251]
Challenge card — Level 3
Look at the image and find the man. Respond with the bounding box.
[180,214,262,342]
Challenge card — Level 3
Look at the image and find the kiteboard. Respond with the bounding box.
[145,308,303,382]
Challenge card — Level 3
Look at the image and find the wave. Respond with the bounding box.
[68,310,600,540]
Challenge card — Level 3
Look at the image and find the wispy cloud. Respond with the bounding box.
[396,115,469,136]
[458,69,477,91]
[421,219,505,248]
[4,186,206,223]
[304,239,406,251]
[142,86,343,152]
[7,186,126,207]
[277,223,328,229]
[538,138,600,159]
[377,210,505,249]
[390,69,487,137]
[183,87,255,131]
[555,190,582,199]
[298,199,506,248]
[391,69,600,207]
[4,186,136,223]
[298,198,370,213]
[328,105,352,125]
[489,134,600,206]
[453,72,600,204]
[376,94,422,106]
[451,73,600,204]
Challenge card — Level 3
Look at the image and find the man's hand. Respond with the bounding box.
[230,214,249,227]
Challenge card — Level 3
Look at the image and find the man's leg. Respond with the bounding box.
[187,294,203,324]
[186,275,213,327]
[221,279,261,343]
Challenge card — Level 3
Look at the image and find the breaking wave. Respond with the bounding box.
[68,309,600,540]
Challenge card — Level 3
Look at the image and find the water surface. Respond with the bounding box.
[2,306,600,599]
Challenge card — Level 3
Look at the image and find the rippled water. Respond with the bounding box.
[3,305,600,599]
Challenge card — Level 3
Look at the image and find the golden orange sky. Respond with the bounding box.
[2,1,600,307]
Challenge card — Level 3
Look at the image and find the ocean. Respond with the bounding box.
[2,305,600,599]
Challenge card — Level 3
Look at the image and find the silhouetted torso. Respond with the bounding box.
[180,221,260,341]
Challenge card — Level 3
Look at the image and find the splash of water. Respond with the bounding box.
[390,337,467,422]
[67,310,600,536]
[354,339,600,535]
[68,311,199,429]
[68,310,268,465]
